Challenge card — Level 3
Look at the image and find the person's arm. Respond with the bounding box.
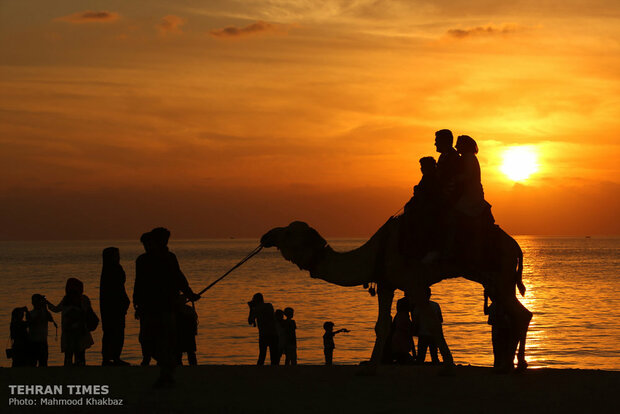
[248,305,256,326]
[46,299,62,313]
[334,328,349,335]
[171,253,200,302]
[437,304,443,324]
[46,310,58,328]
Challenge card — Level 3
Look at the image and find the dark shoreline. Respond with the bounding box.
[2,365,618,413]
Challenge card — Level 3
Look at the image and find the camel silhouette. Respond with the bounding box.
[261,218,532,374]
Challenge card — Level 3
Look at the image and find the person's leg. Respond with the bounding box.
[416,336,429,363]
[116,315,126,362]
[188,352,197,366]
[106,315,124,362]
[176,353,183,366]
[429,337,440,364]
[41,343,48,367]
[157,312,177,384]
[101,315,111,362]
[76,350,86,366]
[64,352,72,366]
[269,335,280,366]
[257,335,267,366]
[290,347,297,366]
[326,349,333,365]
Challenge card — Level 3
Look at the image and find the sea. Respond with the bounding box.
[0,237,618,370]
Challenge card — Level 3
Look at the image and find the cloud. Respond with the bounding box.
[209,21,285,38]
[446,24,526,39]
[55,11,120,24]
[157,15,185,34]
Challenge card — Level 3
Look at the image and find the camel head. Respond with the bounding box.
[261,221,328,273]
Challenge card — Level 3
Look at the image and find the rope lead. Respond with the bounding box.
[195,244,264,298]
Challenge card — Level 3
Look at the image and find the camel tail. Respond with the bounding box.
[516,244,526,297]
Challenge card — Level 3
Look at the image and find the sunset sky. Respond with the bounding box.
[1,1,619,239]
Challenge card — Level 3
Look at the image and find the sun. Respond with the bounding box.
[500,146,538,182]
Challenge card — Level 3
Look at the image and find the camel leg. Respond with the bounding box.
[362,285,394,375]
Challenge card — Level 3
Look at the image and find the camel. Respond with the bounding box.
[261,216,532,373]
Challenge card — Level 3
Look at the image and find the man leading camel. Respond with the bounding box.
[134,227,201,388]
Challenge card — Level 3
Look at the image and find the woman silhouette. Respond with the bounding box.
[455,135,486,217]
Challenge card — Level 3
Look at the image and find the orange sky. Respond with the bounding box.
[1,1,619,239]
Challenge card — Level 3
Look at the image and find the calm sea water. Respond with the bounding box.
[0,237,618,370]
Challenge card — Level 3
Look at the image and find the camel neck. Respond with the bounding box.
[311,237,382,287]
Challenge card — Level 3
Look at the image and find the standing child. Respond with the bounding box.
[390,297,416,364]
[176,301,198,366]
[9,307,32,367]
[247,293,279,366]
[283,307,297,365]
[274,309,287,362]
[413,287,443,365]
[322,321,349,366]
[47,278,95,366]
[28,294,57,367]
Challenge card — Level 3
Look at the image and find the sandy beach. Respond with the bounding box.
[2,364,618,413]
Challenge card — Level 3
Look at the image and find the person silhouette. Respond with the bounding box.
[454,135,486,217]
[390,297,416,364]
[434,129,461,204]
[274,309,287,362]
[434,129,464,261]
[133,227,201,387]
[136,232,153,366]
[9,307,32,367]
[27,294,57,367]
[176,300,198,366]
[413,287,443,365]
[322,322,349,366]
[402,156,441,261]
[47,278,95,366]
[100,247,130,366]
[247,293,279,365]
[283,307,297,365]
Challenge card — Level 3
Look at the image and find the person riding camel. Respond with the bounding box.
[403,156,440,260]
[453,135,495,265]
[434,129,461,206]
[454,135,487,218]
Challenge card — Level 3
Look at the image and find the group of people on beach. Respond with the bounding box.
[246,292,353,366]
[9,278,100,368]
[387,289,444,365]
[247,293,298,365]
[7,128,506,382]
[7,228,202,388]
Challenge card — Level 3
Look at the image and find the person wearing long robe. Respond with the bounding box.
[133,227,200,388]
[100,247,130,366]
[455,135,487,217]
[47,278,95,366]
